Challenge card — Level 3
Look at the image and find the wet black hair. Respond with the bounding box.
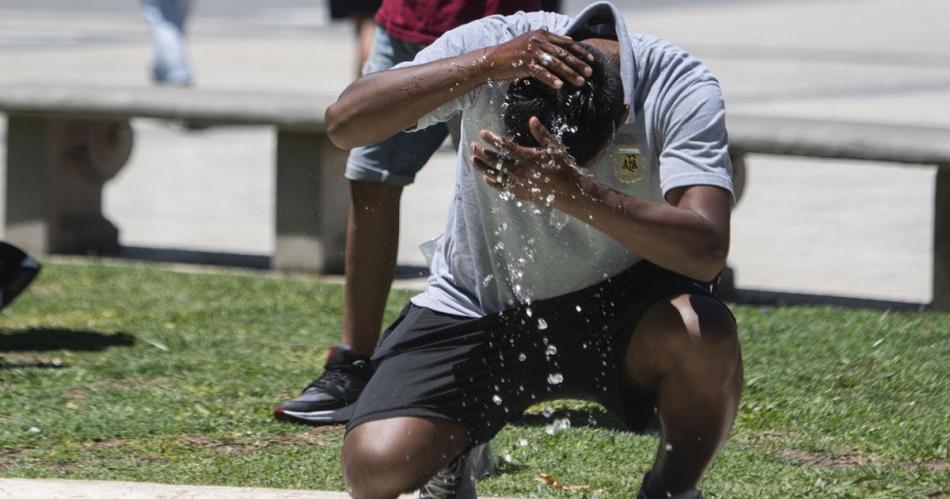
[502,44,624,166]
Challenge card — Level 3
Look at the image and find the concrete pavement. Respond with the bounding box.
[0,1,944,304]
[0,478,502,499]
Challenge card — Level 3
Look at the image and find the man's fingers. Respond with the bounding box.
[541,41,592,82]
[546,33,595,63]
[471,156,510,191]
[537,44,586,87]
[471,141,498,164]
[528,116,559,149]
[478,131,531,161]
[472,141,521,176]
[526,62,563,89]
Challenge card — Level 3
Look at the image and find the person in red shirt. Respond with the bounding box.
[274,0,539,424]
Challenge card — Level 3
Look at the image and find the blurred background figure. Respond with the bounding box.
[141,0,194,86]
[540,0,561,12]
[329,0,382,79]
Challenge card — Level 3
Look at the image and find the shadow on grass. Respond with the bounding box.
[510,407,633,432]
[0,328,135,352]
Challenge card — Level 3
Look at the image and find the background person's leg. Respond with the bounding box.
[623,294,742,497]
[343,416,469,499]
[341,180,403,356]
[352,15,377,79]
[140,0,193,85]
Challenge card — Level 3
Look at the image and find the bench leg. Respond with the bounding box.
[273,129,349,273]
[5,115,132,255]
[934,165,950,311]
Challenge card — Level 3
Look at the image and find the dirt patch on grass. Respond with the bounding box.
[83,438,135,450]
[181,427,342,454]
[909,459,949,472]
[66,387,87,399]
[780,449,949,471]
[87,378,171,391]
[0,448,31,472]
[780,448,883,469]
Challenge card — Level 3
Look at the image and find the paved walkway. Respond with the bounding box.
[0,1,945,303]
[0,478,465,499]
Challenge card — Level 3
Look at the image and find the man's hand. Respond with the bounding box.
[484,30,594,89]
[470,117,589,206]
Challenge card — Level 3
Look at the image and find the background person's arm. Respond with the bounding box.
[325,30,594,150]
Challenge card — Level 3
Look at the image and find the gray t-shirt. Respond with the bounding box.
[397,1,733,318]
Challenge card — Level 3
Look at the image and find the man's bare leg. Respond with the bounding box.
[341,180,404,356]
[343,417,469,499]
[624,294,743,497]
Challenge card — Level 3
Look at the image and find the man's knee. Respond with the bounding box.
[635,294,741,378]
[342,426,416,499]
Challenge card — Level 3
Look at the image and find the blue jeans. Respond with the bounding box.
[344,27,454,185]
[141,0,193,85]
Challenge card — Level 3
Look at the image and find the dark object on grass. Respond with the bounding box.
[0,241,41,310]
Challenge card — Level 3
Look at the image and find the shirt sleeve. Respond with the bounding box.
[656,81,734,203]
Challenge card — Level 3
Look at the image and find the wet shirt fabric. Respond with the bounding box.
[375,0,541,45]
[400,1,734,318]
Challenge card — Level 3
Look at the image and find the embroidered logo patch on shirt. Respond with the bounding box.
[613,146,647,185]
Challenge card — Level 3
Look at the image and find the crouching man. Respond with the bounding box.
[325,2,742,498]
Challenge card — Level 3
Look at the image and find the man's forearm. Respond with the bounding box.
[325,50,491,150]
[556,180,730,282]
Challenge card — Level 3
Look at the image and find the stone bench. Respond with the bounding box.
[727,114,950,310]
[0,84,347,273]
[1,85,947,309]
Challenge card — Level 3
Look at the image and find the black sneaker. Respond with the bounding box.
[414,442,494,499]
[273,346,372,425]
[0,242,41,311]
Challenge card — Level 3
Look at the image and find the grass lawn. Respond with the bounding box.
[0,261,947,498]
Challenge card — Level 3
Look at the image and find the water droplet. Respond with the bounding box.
[518,438,529,447]
[492,395,503,406]
[525,307,533,317]
[482,274,494,286]
[537,318,548,330]
[28,427,40,434]
[545,194,556,206]
[518,352,527,362]
[545,345,557,356]
[665,443,674,452]
[545,418,571,435]
[575,304,583,312]
[547,373,564,385]
[502,450,513,463]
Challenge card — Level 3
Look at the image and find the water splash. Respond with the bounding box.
[547,373,564,385]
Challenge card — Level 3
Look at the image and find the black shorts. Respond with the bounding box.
[346,261,725,445]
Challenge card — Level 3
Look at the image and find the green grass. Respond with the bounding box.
[1,261,947,498]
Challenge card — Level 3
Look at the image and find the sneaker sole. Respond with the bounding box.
[272,404,354,425]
